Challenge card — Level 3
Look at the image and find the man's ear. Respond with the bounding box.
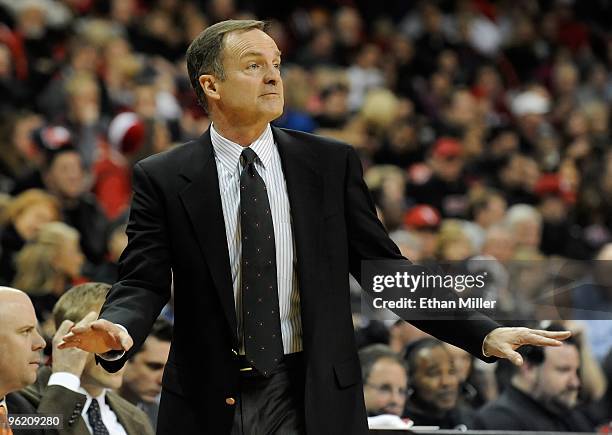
[199,75,220,102]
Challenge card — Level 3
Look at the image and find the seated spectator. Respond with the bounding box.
[0,287,46,429]
[119,318,172,430]
[403,338,474,429]
[359,344,408,417]
[474,324,593,432]
[20,282,154,435]
[12,222,85,333]
[12,126,110,265]
[0,189,60,285]
[407,137,469,218]
[403,205,441,261]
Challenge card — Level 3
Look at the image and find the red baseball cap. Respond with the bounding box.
[432,137,462,159]
[403,205,442,229]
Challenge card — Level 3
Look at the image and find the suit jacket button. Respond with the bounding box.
[225,397,236,405]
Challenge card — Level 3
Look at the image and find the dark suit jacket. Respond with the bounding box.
[473,384,594,432]
[5,391,44,435]
[20,367,153,435]
[96,127,499,434]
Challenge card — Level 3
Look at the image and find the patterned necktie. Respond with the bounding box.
[240,147,283,377]
[0,404,13,435]
[87,398,109,435]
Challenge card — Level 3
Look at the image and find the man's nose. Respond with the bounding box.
[263,64,281,84]
[33,329,46,351]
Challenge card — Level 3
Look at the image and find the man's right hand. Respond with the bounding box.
[58,311,134,355]
[52,319,89,376]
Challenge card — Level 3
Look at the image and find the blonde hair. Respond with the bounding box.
[12,222,80,295]
[1,189,60,226]
[53,282,110,328]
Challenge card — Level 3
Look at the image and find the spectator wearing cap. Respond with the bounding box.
[403,204,441,261]
[14,126,110,265]
[402,338,475,429]
[474,325,593,432]
[359,344,408,417]
[0,189,60,285]
[407,137,469,218]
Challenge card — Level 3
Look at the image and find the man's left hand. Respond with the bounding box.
[483,327,571,366]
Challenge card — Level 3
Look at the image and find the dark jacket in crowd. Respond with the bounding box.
[0,224,24,285]
[473,384,594,432]
[403,395,475,430]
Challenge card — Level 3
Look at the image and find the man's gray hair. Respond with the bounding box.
[186,19,266,113]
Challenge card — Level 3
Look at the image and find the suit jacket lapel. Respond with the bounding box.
[106,393,148,435]
[272,127,323,314]
[178,129,238,346]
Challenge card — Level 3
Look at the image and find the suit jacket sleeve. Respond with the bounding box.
[343,145,499,362]
[96,162,172,372]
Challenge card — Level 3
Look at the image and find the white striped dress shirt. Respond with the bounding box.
[210,123,303,355]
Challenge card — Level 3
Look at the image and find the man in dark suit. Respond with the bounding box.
[60,20,571,434]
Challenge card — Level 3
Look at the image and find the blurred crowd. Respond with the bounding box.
[1,0,612,432]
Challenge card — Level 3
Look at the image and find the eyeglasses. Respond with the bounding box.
[366,383,408,397]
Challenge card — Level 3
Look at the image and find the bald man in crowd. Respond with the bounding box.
[0,287,46,435]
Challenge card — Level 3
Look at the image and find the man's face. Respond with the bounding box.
[411,346,459,411]
[0,292,46,396]
[364,358,408,416]
[204,29,284,125]
[122,337,170,403]
[81,353,125,391]
[44,152,85,200]
[532,345,580,409]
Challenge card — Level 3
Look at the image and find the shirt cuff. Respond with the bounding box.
[96,323,128,361]
[47,372,81,393]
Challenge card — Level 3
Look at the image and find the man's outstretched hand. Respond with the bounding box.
[58,311,134,354]
[483,327,572,366]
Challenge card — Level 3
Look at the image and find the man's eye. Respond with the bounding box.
[248,63,259,69]
[274,63,281,69]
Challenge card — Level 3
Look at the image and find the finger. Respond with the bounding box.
[529,329,572,339]
[55,320,75,337]
[61,331,78,342]
[71,311,99,333]
[119,333,133,351]
[522,333,564,347]
[58,340,80,350]
[503,348,524,366]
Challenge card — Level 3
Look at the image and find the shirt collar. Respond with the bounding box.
[210,123,275,173]
[0,396,5,409]
[79,388,107,411]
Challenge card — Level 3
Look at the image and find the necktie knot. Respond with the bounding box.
[240,148,258,168]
